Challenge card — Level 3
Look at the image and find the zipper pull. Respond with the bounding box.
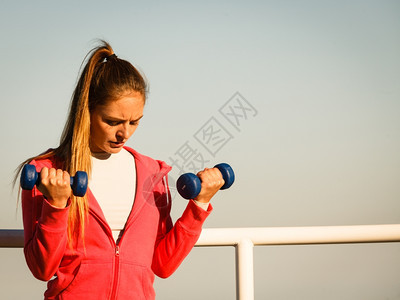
[115,245,120,256]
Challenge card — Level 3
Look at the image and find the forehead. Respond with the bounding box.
[96,92,145,119]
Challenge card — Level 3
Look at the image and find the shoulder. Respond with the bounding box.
[28,149,63,171]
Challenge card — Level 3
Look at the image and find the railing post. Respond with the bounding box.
[235,238,254,300]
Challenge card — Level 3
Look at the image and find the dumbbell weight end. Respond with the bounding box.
[176,173,201,200]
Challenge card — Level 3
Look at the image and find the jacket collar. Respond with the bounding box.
[87,147,171,231]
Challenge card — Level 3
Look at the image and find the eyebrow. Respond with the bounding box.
[103,115,144,122]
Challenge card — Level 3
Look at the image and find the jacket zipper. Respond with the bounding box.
[91,161,171,299]
[89,210,120,300]
[110,245,120,299]
[109,167,170,298]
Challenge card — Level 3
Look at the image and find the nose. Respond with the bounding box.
[116,124,130,140]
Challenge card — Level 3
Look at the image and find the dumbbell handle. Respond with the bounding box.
[176,163,235,200]
[20,164,88,197]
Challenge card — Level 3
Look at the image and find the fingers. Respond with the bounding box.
[197,167,225,189]
[40,168,70,188]
[37,167,71,208]
[195,167,225,203]
[63,170,70,184]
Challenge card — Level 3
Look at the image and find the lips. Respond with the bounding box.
[110,141,125,148]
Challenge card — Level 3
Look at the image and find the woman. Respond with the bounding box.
[17,41,224,299]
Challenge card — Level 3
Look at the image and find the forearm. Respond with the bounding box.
[151,200,212,278]
[22,189,69,281]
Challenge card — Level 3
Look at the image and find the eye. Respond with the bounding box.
[105,120,120,126]
[130,120,139,126]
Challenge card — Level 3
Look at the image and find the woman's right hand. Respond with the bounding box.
[37,167,71,208]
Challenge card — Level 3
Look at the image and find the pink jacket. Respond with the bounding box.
[22,147,212,299]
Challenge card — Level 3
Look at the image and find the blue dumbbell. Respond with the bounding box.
[20,164,88,197]
[176,163,235,199]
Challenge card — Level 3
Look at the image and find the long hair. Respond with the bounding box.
[15,40,148,246]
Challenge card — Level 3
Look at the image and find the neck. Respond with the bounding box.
[91,151,112,160]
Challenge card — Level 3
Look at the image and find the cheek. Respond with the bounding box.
[91,122,109,142]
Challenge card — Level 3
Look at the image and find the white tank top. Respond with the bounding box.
[89,148,136,242]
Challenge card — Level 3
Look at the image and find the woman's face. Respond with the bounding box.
[90,91,145,154]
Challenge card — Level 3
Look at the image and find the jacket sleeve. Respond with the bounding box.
[151,199,212,278]
[22,164,70,281]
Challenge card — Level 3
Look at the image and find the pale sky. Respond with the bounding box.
[1,1,399,299]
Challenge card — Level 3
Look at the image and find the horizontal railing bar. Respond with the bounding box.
[0,229,24,248]
[4,225,398,300]
[2,224,400,248]
[195,224,400,246]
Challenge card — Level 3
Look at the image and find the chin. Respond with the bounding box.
[108,147,124,153]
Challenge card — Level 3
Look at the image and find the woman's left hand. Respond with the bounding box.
[194,167,225,203]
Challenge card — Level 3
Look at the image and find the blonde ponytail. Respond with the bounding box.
[16,40,148,247]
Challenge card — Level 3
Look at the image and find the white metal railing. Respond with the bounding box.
[196,225,400,299]
[2,225,400,300]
